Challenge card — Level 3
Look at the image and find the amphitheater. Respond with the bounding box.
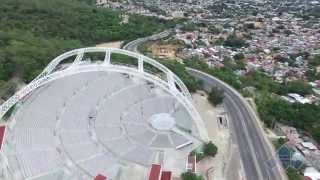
[0,48,208,180]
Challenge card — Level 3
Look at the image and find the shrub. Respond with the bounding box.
[181,172,204,180]
[208,87,224,106]
[203,141,218,157]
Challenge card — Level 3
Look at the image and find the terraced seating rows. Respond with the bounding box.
[3,71,197,179]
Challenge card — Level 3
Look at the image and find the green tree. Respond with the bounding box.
[274,137,287,149]
[181,172,204,180]
[203,141,218,157]
[223,56,246,70]
[0,81,16,100]
[312,127,320,142]
[241,71,278,92]
[276,81,313,96]
[0,58,15,81]
[286,167,302,180]
[208,87,224,106]
[161,60,201,92]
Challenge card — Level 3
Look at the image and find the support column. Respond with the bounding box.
[138,57,144,72]
[167,72,176,91]
[104,50,111,65]
[72,50,84,66]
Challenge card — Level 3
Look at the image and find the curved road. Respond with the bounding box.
[187,68,286,180]
[123,30,172,52]
[122,30,286,180]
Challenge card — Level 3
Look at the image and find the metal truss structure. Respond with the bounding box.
[0,48,206,140]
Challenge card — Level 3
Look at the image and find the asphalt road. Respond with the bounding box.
[123,30,171,52]
[187,68,285,180]
[122,30,286,180]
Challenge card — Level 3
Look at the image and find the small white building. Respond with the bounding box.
[288,93,311,104]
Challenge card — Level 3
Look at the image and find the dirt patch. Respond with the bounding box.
[144,40,183,60]
[96,41,123,48]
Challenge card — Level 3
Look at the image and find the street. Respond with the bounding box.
[187,68,286,180]
[122,31,286,180]
[123,30,172,52]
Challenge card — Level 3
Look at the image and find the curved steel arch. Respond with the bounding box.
[0,48,210,180]
[39,47,190,98]
[0,48,206,132]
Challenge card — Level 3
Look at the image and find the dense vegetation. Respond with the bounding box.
[160,60,202,92]
[0,0,176,99]
[184,58,243,89]
[255,94,320,142]
[180,22,199,32]
[241,71,313,96]
[0,81,16,100]
[180,58,320,142]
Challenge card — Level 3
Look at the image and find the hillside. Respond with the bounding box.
[0,0,175,99]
